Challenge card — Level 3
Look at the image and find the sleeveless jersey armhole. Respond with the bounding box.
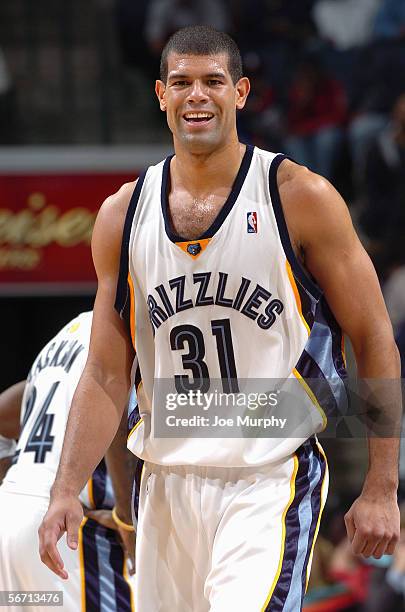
[114,170,147,317]
[268,154,322,301]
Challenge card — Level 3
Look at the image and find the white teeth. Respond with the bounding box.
[184,112,213,119]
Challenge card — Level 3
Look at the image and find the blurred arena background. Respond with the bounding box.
[1,1,405,609]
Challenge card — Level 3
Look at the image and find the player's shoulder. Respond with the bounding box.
[91,180,141,275]
[102,180,138,216]
[276,159,351,245]
[93,180,138,242]
[277,159,332,205]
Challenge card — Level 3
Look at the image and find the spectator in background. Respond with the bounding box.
[115,0,155,78]
[361,93,405,244]
[312,0,381,51]
[232,0,317,94]
[373,0,405,40]
[284,56,347,179]
[232,0,317,50]
[236,52,284,151]
[347,39,405,186]
[144,0,230,57]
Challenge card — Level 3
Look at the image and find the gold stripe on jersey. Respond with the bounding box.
[341,335,347,367]
[127,273,136,350]
[175,237,211,258]
[127,416,144,442]
[285,260,310,336]
[261,454,299,611]
[78,517,88,612]
[88,478,95,509]
[305,441,329,591]
[292,368,327,431]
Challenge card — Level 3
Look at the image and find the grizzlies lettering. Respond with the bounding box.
[147,272,284,333]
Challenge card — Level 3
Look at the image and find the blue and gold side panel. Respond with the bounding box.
[81,519,132,612]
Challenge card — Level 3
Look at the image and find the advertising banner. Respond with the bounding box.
[0,173,135,293]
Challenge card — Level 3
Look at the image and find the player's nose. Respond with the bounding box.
[187,79,209,104]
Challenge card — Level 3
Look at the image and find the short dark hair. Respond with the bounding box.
[160,26,243,84]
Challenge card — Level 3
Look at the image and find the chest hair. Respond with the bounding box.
[168,193,226,240]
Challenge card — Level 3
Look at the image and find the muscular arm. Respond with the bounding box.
[105,407,138,525]
[104,406,138,572]
[279,161,401,558]
[39,181,137,578]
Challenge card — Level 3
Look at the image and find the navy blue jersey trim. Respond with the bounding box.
[114,171,147,315]
[106,528,132,612]
[300,443,326,604]
[161,144,255,242]
[82,520,101,611]
[132,458,144,523]
[92,458,108,508]
[269,154,322,300]
[265,440,312,611]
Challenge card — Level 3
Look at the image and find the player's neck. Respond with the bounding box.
[171,140,246,196]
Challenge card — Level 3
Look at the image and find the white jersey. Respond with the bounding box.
[116,146,347,467]
[4,312,96,499]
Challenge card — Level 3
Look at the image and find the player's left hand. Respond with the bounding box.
[344,491,400,558]
[116,524,136,575]
[85,508,136,574]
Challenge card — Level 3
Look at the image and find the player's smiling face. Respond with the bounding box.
[156,53,250,154]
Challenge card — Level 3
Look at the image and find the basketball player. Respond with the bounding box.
[39,26,401,611]
[0,311,135,612]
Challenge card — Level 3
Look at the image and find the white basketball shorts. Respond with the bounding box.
[134,437,328,612]
[0,487,134,612]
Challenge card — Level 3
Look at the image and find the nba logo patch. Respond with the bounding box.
[247,212,258,233]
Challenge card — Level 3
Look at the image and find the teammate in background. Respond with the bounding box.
[40,26,401,611]
[0,382,19,482]
[0,312,135,612]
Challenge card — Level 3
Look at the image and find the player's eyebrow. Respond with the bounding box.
[167,73,189,81]
[168,71,227,81]
[205,72,226,80]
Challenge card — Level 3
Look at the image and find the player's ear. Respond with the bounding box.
[235,77,250,110]
[155,80,167,112]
